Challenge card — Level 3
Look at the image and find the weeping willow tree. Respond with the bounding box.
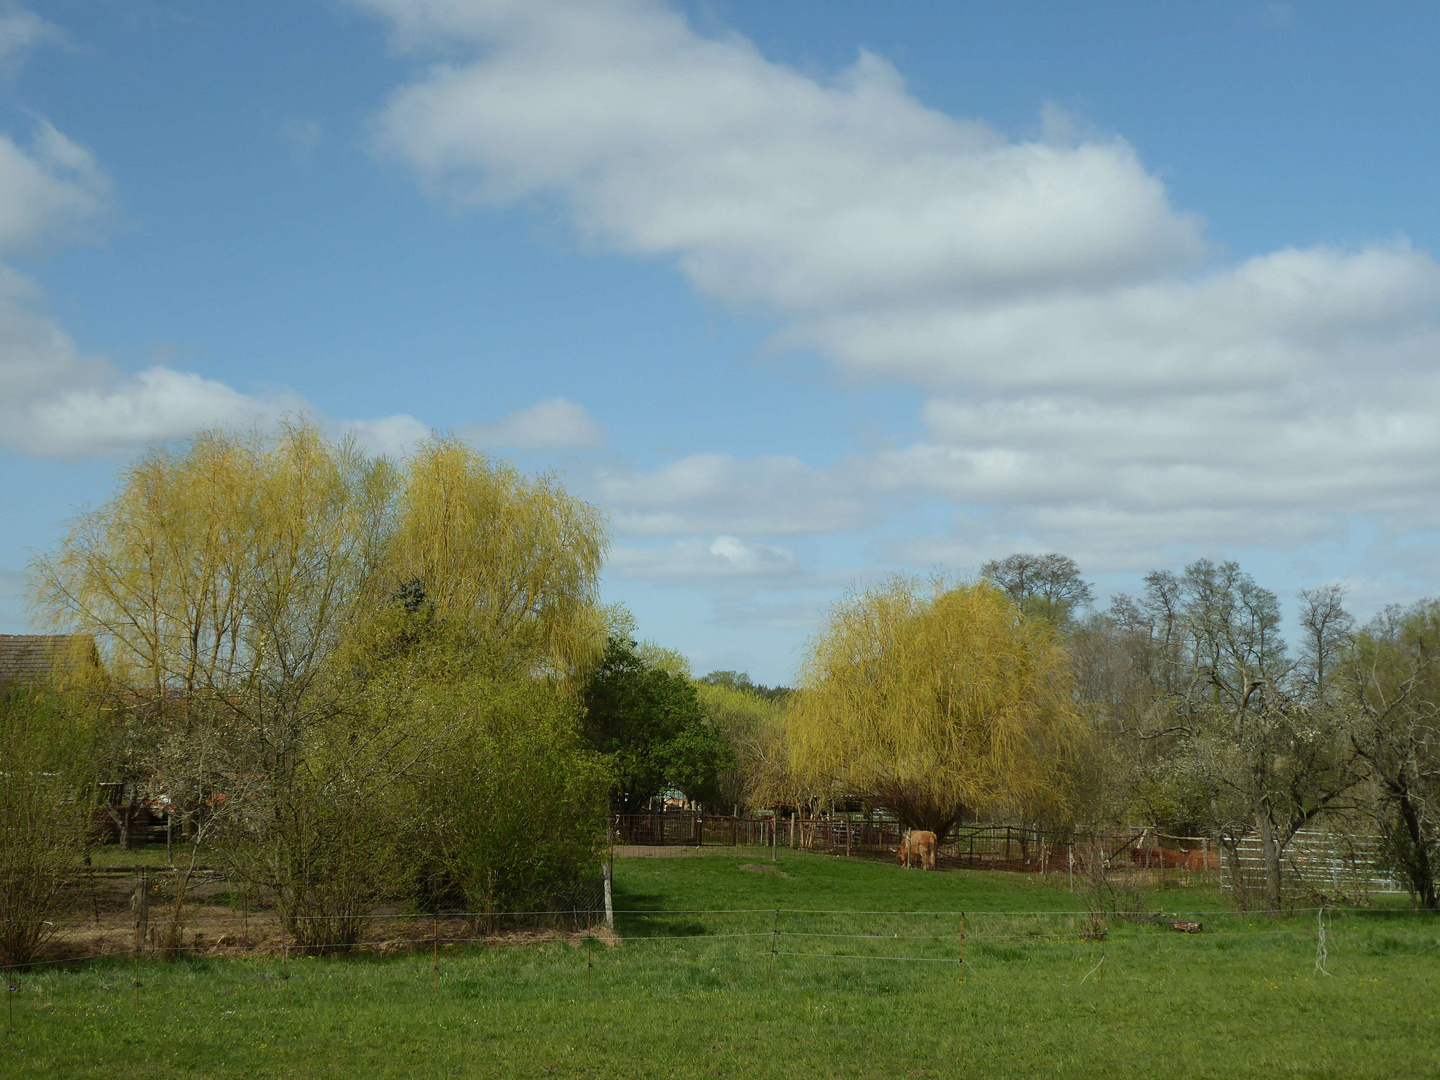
[786,577,1084,839]
[390,437,608,684]
[29,422,611,946]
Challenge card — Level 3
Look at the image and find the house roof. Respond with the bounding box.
[0,634,98,686]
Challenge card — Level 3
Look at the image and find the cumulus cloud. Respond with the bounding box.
[0,121,109,251]
[365,0,1203,313]
[20,367,310,459]
[359,0,1440,575]
[462,397,604,450]
[609,536,799,583]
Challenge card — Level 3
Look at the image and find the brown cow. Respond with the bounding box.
[1129,847,1188,869]
[897,829,938,871]
[1183,849,1220,872]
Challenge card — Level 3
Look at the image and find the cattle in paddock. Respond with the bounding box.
[897,829,938,870]
[1129,847,1187,869]
[1127,847,1219,871]
[1183,849,1220,872]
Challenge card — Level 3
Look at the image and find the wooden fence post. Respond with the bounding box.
[603,861,614,929]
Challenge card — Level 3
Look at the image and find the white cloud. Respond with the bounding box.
[0,121,109,251]
[20,367,310,459]
[359,0,1440,576]
[596,452,873,537]
[365,0,1203,314]
[609,536,799,582]
[0,117,434,461]
[0,5,63,64]
[788,242,1440,392]
[342,412,432,458]
[462,397,604,450]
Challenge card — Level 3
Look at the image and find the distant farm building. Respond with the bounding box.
[0,633,99,692]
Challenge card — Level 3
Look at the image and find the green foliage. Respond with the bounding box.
[699,670,793,702]
[583,636,734,810]
[27,422,614,941]
[0,685,98,966]
[421,677,611,923]
[693,679,785,810]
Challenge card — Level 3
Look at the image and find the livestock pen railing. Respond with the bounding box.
[611,813,1226,881]
[1219,828,1406,899]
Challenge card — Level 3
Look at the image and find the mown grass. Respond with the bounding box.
[6,847,1438,1078]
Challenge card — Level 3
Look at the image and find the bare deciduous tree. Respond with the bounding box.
[1347,601,1440,909]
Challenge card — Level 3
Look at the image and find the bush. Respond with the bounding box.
[421,679,610,927]
[0,688,96,967]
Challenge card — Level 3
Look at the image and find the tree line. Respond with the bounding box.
[3,427,1437,967]
[760,555,1439,916]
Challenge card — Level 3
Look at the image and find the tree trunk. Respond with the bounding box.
[1397,793,1438,910]
[1256,810,1283,914]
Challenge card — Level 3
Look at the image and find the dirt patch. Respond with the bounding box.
[738,864,790,878]
[34,867,621,966]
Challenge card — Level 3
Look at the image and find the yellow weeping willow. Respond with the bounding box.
[29,424,608,698]
[391,437,607,682]
[785,576,1084,837]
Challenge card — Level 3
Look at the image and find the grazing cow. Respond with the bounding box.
[1182,849,1220,872]
[897,829,938,871]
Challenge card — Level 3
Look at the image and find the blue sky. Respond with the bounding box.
[3,1,1438,684]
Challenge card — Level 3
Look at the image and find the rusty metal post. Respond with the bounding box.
[957,913,966,984]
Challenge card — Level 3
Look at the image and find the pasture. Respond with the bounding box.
[4,848,1438,1079]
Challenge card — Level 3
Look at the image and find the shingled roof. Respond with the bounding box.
[0,634,98,687]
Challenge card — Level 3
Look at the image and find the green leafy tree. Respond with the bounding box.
[0,677,99,966]
[694,678,784,811]
[582,637,734,811]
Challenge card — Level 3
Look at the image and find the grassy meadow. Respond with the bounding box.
[4,848,1438,1079]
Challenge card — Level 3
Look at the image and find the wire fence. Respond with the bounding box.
[615,813,1412,897]
[8,901,1438,1036]
[9,902,1436,977]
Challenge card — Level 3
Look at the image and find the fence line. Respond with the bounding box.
[616,812,1414,897]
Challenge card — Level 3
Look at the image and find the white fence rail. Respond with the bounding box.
[1219,828,1405,896]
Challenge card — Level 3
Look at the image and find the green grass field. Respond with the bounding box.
[5,848,1438,1078]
